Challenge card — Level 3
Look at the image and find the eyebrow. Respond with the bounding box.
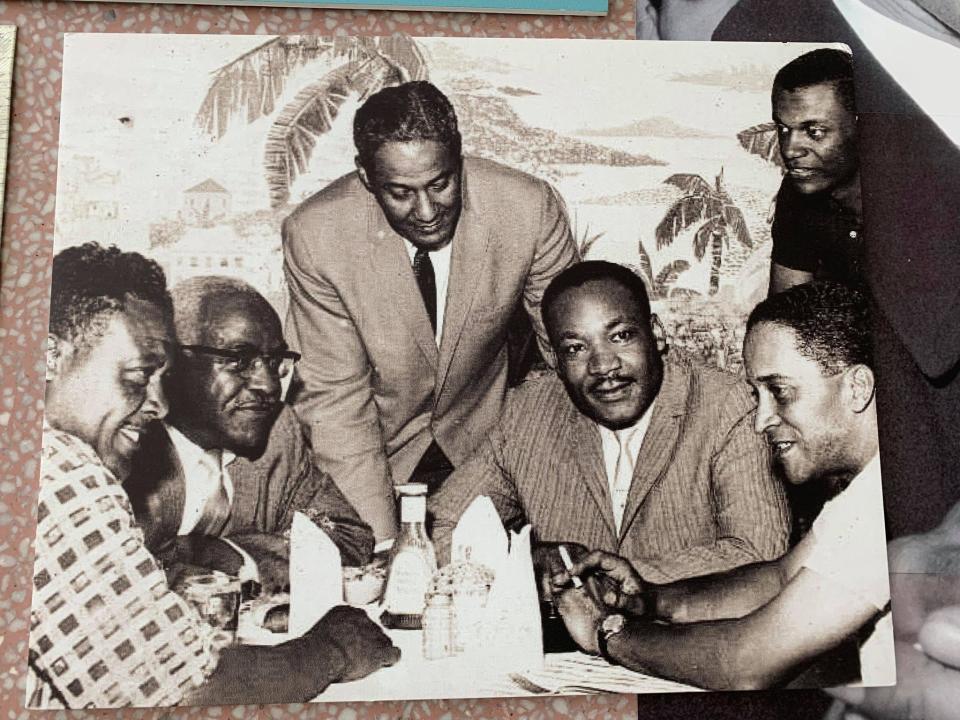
[605,316,637,330]
[384,169,453,191]
[753,373,793,384]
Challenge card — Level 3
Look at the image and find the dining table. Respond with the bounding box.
[237,600,702,702]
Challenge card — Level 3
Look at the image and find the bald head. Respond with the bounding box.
[166,276,285,457]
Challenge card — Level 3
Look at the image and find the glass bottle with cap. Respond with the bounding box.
[381,483,438,629]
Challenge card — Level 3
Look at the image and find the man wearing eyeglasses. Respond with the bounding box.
[126,276,374,591]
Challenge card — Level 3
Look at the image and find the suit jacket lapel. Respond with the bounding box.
[619,362,688,541]
[367,201,439,371]
[569,408,619,541]
[437,168,490,399]
[135,424,188,550]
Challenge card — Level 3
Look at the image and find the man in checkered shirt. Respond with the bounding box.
[28,243,399,708]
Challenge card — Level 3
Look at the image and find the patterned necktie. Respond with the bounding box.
[413,247,437,335]
[195,451,231,536]
[612,430,635,534]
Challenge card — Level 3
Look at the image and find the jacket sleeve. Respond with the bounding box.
[270,408,375,566]
[428,417,527,565]
[635,383,791,583]
[282,212,398,543]
[522,180,579,367]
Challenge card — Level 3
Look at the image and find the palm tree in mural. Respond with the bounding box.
[737,122,784,168]
[637,238,690,300]
[654,170,752,296]
[196,35,428,209]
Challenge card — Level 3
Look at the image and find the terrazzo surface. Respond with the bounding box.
[0,0,637,717]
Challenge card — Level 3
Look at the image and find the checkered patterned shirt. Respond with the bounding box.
[27,423,213,708]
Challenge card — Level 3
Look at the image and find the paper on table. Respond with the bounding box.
[451,495,508,574]
[448,497,542,672]
[482,524,543,672]
[512,653,704,695]
[289,510,343,636]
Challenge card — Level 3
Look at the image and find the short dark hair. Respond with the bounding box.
[50,242,173,352]
[773,48,856,113]
[353,81,462,173]
[542,261,652,336]
[747,281,872,374]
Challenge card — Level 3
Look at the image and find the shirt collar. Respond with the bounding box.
[596,398,657,451]
[165,423,236,472]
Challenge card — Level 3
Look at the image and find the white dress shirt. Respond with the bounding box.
[834,0,960,148]
[404,239,453,345]
[597,400,656,534]
[801,454,895,687]
[166,423,237,536]
[165,423,258,582]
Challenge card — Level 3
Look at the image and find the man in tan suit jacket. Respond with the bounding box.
[283,81,578,542]
[430,261,790,583]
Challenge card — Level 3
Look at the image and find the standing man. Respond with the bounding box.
[30,244,398,708]
[430,261,789,585]
[554,281,894,691]
[768,48,862,294]
[126,276,374,590]
[283,80,578,542]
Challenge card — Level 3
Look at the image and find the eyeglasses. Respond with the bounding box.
[178,345,301,379]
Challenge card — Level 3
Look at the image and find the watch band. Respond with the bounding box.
[597,624,614,663]
[597,614,625,663]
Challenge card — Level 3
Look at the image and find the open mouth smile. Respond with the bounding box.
[118,424,145,445]
[770,440,796,457]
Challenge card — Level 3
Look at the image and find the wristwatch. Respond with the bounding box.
[596,613,626,663]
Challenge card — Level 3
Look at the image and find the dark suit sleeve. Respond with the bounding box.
[635,383,791,582]
[429,417,527,565]
[522,180,579,367]
[282,212,398,543]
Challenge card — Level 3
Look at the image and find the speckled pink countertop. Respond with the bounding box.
[0,1,638,717]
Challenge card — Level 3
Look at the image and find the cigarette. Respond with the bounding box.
[558,545,583,589]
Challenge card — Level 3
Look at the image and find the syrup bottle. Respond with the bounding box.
[381,483,438,629]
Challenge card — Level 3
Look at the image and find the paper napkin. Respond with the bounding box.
[289,510,343,637]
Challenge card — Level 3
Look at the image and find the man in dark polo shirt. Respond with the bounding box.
[768,48,862,294]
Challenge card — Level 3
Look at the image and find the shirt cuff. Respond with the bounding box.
[374,538,396,555]
[220,537,260,583]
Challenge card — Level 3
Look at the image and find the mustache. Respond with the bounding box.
[589,375,634,392]
[232,394,280,411]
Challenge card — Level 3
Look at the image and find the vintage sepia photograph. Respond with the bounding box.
[29,34,894,708]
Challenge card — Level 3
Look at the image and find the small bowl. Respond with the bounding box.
[343,563,387,606]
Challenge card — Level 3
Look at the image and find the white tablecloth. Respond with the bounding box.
[239,601,700,702]
[313,617,702,702]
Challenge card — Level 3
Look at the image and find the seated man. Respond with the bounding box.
[30,243,398,708]
[554,281,895,690]
[126,276,374,590]
[430,260,790,585]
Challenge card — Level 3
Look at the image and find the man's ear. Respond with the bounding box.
[355,156,372,192]
[46,333,71,381]
[650,314,668,354]
[845,363,875,413]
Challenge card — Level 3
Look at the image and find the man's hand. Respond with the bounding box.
[827,505,960,720]
[555,585,607,654]
[552,549,650,617]
[231,533,292,594]
[532,541,588,604]
[575,550,648,614]
[308,605,401,682]
[828,638,960,720]
[173,535,243,576]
